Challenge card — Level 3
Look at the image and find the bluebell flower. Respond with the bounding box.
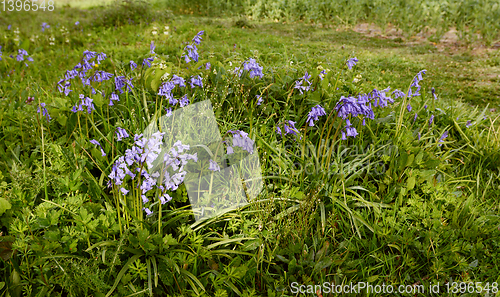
[16,49,33,63]
[295,71,312,94]
[466,120,472,128]
[256,94,263,106]
[37,102,51,122]
[429,115,434,126]
[120,187,129,195]
[41,22,50,32]
[116,127,129,141]
[424,104,428,109]
[407,104,412,112]
[208,159,220,172]
[96,53,107,64]
[438,131,448,146]
[109,92,119,106]
[227,146,234,154]
[284,120,299,136]
[158,81,175,100]
[431,87,438,100]
[0,46,2,61]
[93,70,113,83]
[83,50,97,61]
[392,90,405,99]
[242,58,264,79]
[192,31,204,45]
[159,193,172,204]
[229,130,254,154]
[319,70,327,80]
[165,107,172,117]
[143,207,153,216]
[150,41,155,54]
[143,57,154,68]
[90,139,106,156]
[413,113,418,122]
[7,25,11,30]
[307,104,326,126]
[418,132,421,140]
[130,60,137,71]
[75,21,80,26]
[179,94,190,107]
[370,88,394,108]
[408,69,426,97]
[115,76,133,93]
[190,75,203,88]
[205,62,211,70]
[171,75,186,87]
[346,57,358,70]
[186,44,199,63]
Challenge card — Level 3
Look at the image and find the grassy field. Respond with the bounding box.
[0,1,500,296]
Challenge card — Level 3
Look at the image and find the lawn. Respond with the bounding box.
[0,1,500,296]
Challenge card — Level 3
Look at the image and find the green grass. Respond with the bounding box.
[0,3,500,297]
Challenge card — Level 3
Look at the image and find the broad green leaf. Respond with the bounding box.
[0,198,11,216]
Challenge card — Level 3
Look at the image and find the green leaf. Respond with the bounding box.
[0,198,12,216]
[106,254,142,297]
[407,175,416,190]
[57,114,67,127]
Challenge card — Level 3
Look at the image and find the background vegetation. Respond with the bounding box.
[0,0,499,296]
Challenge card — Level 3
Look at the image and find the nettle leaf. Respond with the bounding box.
[0,198,11,216]
[163,234,178,248]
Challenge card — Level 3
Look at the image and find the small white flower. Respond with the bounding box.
[290,60,294,66]
[87,33,91,37]
[164,31,169,35]
[152,31,158,35]
[165,25,169,30]
[161,72,170,81]
[229,61,232,67]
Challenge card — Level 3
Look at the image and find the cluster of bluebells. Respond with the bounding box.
[407,70,426,98]
[182,31,204,63]
[108,133,198,216]
[294,71,312,94]
[0,46,2,61]
[234,58,264,79]
[116,127,129,141]
[222,130,255,155]
[115,76,134,94]
[276,120,299,137]
[158,74,199,107]
[16,49,34,66]
[334,86,402,139]
[57,50,111,97]
[37,102,51,123]
[71,94,95,114]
